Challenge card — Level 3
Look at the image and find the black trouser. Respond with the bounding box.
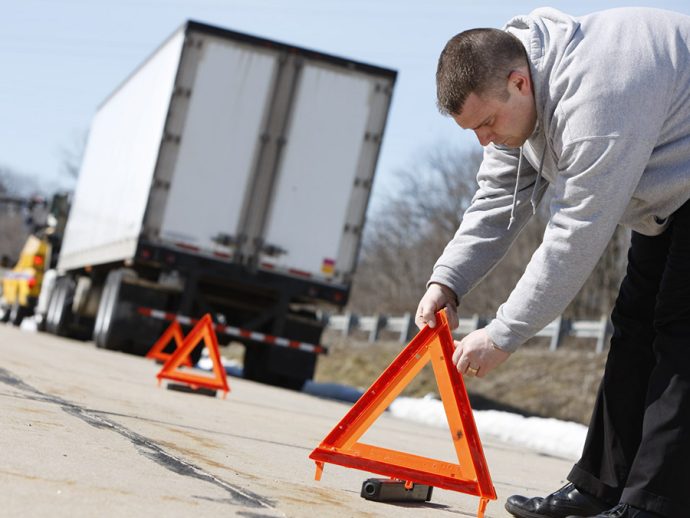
[568,200,690,518]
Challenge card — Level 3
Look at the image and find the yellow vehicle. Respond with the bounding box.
[1,235,50,326]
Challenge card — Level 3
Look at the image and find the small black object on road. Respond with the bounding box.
[360,478,433,503]
[166,383,217,398]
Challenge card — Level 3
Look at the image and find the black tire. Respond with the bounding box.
[243,345,314,391]
[44,281,62,333]
[9,300,28,327]
[36,270,58,333]
[241,311,324,390]
[94,269,137,350]
[0,305,10,323]
[45,277,75,336]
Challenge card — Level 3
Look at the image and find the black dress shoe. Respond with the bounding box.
[567,502,662,517]
[505,482,611,518]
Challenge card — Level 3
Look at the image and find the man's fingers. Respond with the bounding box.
[454,336,479,377]
[450,328,510,379]
[425,309,437,328]
[452,340,461,364]
[415,303,437,329]
[415,284,457,330]
[455,353,476,376]
[414,306,425,329]
[458,356,480,377]
[414,301,424,329]
[453,341,476,376]
[416,311,436,329]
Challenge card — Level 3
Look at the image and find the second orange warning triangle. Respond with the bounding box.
[146,319,193,367]
[156,314,230,397]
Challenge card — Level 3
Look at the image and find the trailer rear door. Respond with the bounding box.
[259,64,393,284]
[158,36,277,254]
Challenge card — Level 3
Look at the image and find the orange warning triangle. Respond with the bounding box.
[156,314,230,396]
[145,319,193,367]
[309,309,496,517]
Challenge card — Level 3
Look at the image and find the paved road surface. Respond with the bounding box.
[0,324,573,517]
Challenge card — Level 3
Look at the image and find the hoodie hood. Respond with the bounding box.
[503,8,582,138]
[502,9,583,229]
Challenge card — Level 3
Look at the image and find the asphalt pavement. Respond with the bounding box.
[0,324,574,517]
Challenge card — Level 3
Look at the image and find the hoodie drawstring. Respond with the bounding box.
[507,142,548,230]
[507,148,524,230]
[530,143,548,213]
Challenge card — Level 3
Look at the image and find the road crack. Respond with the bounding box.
[0,367,282,515]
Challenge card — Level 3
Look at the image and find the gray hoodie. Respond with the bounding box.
[429,7,690,352]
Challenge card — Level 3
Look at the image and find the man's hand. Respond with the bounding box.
[452,328,511,378]
[415,283,459,330]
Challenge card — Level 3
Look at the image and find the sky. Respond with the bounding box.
[3,0,690,204]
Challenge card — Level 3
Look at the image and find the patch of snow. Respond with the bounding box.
[19,316,38,333]
[389,396,587,460]
[196,349,243,377]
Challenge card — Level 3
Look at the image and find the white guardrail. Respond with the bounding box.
[323,312,612,353]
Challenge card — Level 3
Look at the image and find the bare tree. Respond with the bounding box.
[0,166,35,263]
[0,166,42,197]
[59,130,87,185]
[349,146,481,314]
[349,145,627,321]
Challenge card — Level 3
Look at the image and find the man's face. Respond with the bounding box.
[452,71,536,148]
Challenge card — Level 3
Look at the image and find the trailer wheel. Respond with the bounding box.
[45,277,75,336]
[241,312,323,390]
[35,269,58,332]
[94,269,137,350]
[243,345,316,391]
[9,300,28,327]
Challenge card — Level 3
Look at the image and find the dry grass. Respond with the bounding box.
[314,331,608,425]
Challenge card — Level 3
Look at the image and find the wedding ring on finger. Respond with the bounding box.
[467,365,479,376]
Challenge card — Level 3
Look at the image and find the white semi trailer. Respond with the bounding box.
[45,20,396,389]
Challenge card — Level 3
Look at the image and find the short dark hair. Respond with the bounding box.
[436,28,528,116]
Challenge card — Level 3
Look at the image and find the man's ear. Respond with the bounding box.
[508,69,532,96]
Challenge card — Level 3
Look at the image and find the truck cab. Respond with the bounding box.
[1,235,50,325]
[0,193,70,327]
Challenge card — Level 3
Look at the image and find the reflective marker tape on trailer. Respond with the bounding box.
[137,307,327,354]
[260,262,314,279]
